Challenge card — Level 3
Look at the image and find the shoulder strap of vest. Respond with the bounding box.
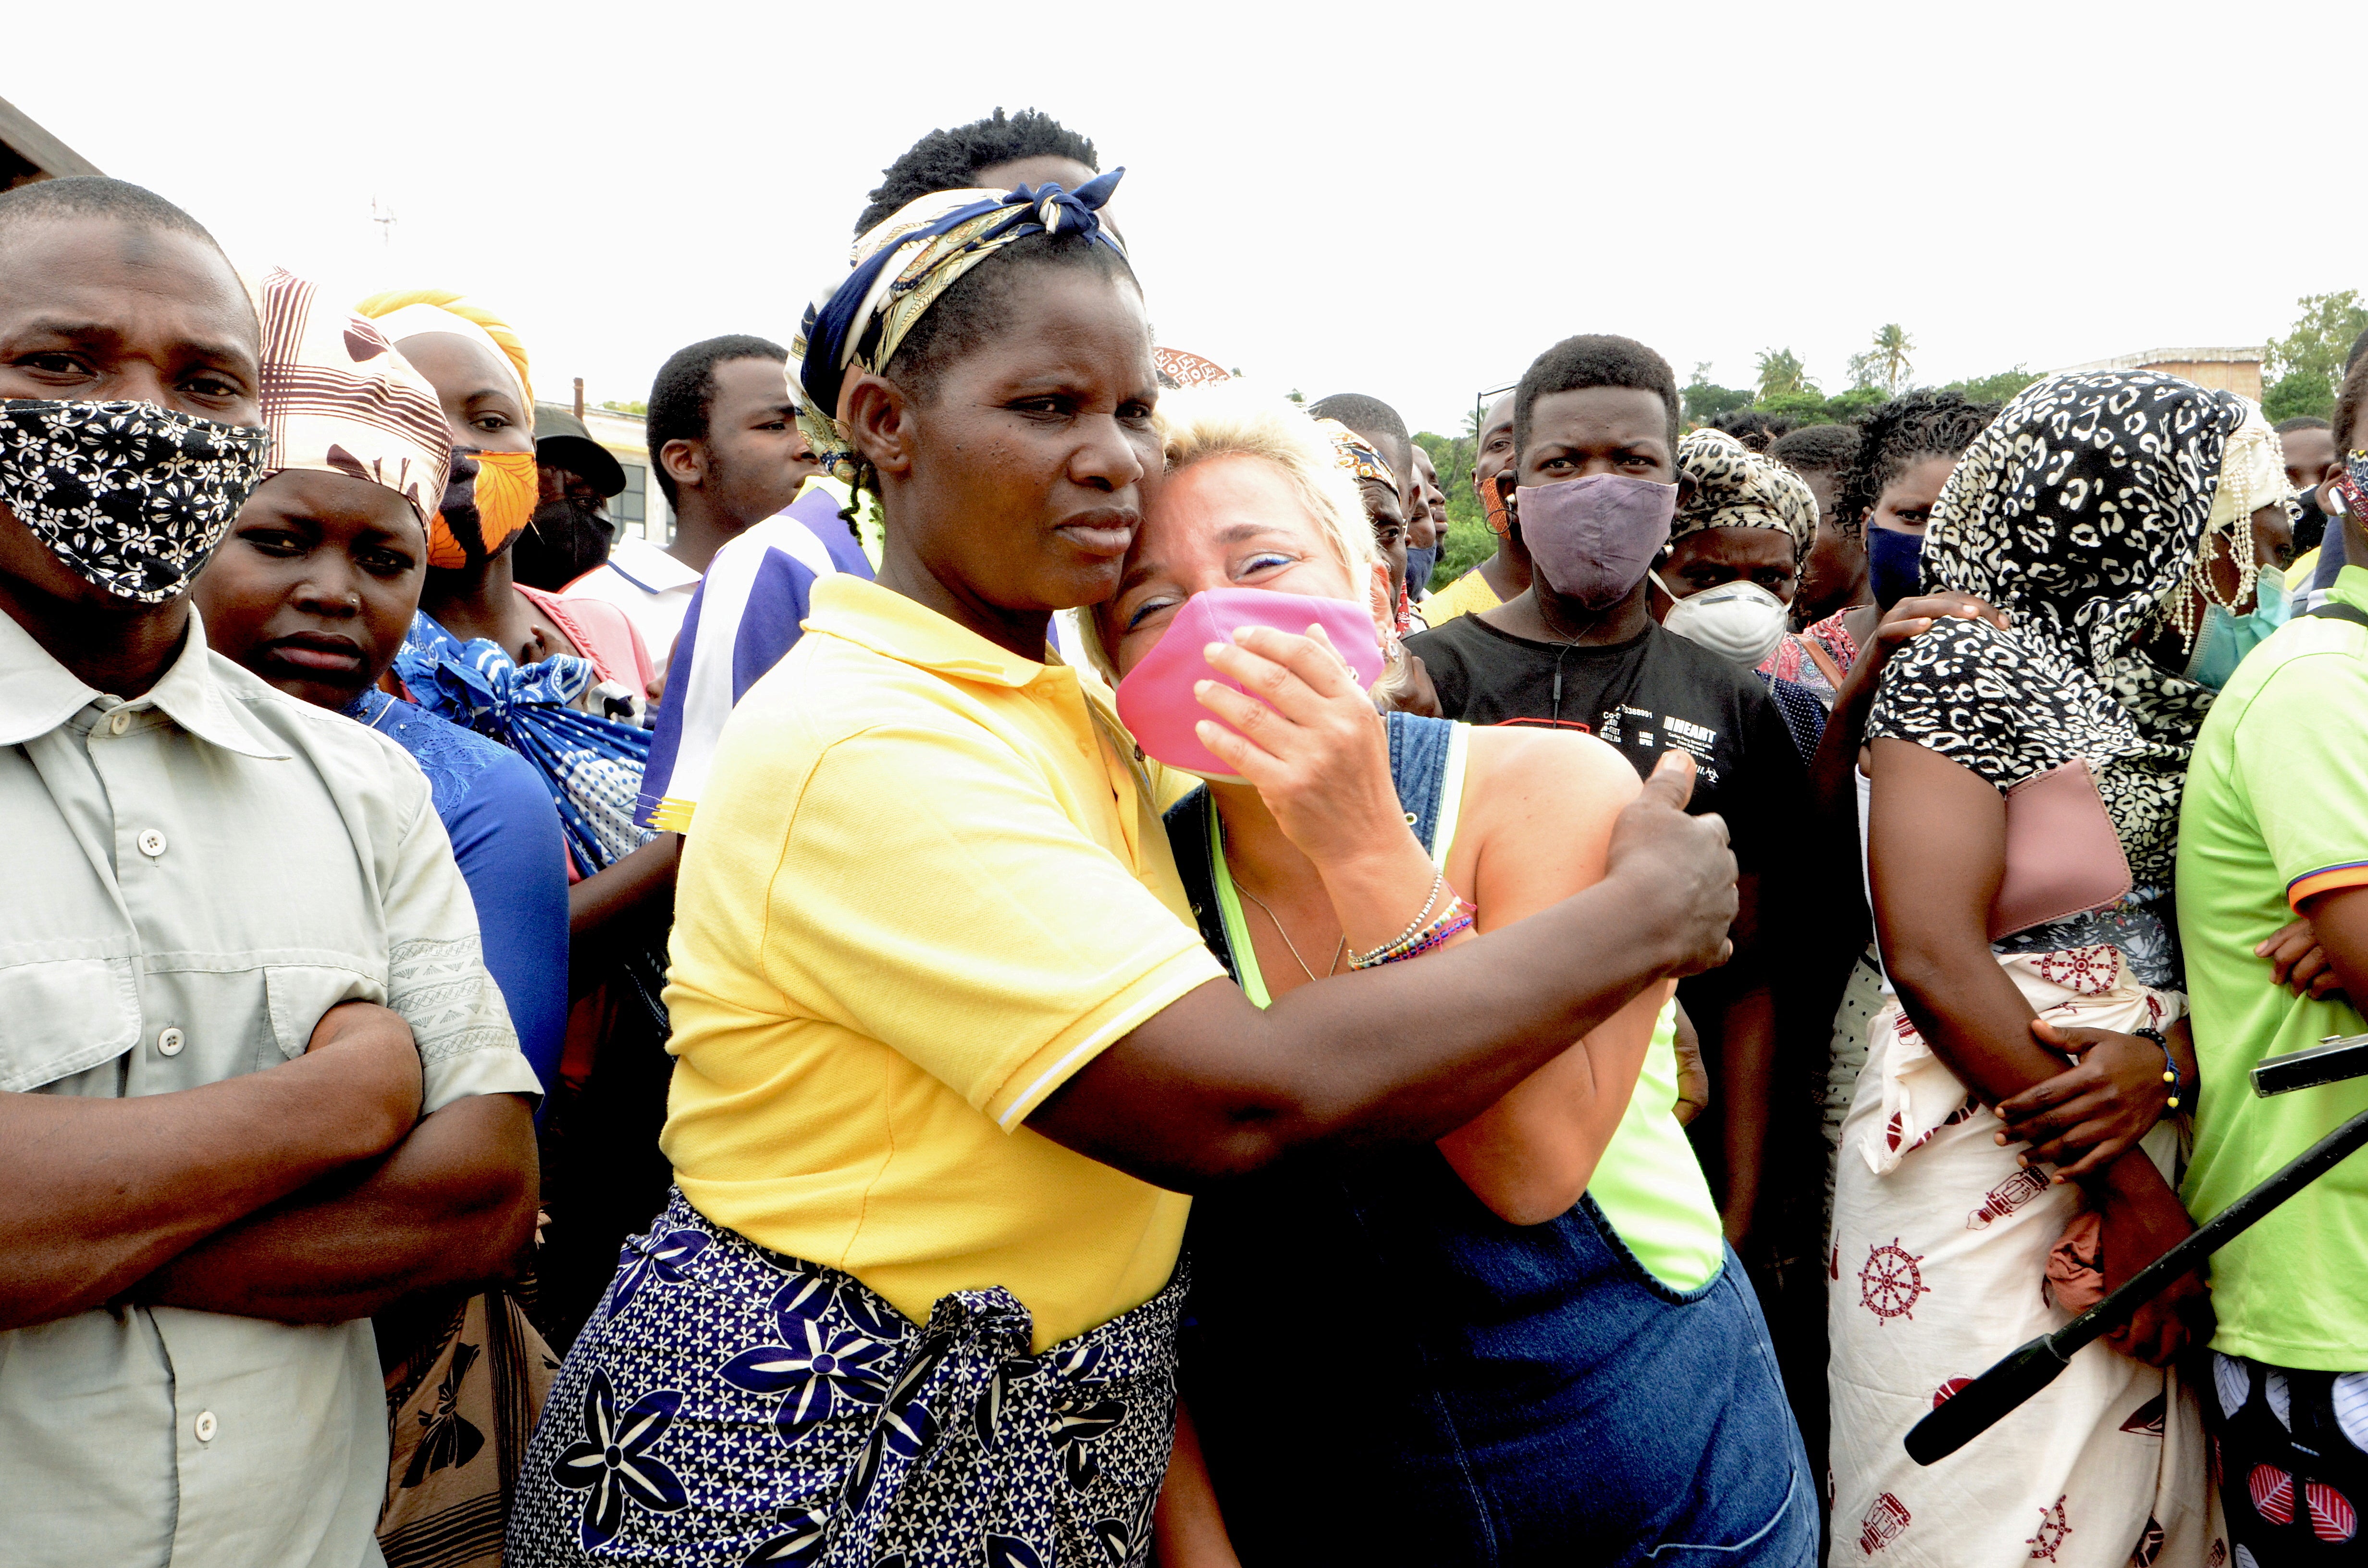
[1160,787,1238,984]
[1383,711,1454,854]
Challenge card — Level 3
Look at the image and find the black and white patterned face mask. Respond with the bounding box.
[0,399,272,604]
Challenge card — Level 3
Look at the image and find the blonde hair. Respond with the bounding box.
[1076,381,1392,686]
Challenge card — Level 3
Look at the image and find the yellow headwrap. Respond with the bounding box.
[354,288,534,408]
[353,289,538,568]
[2208,400,2293,531]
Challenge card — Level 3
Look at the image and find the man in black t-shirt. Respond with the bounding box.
[1416,609,1796,853]
[1406,333,1805,1259]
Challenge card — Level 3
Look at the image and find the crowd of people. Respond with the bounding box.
[0,102,2363,1568]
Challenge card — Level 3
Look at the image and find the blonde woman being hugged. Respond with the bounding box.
[1097,385,1816,1567]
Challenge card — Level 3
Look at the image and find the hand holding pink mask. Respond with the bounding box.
[1114,586,1386,782]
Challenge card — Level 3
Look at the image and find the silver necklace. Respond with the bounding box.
[1231,874,1345,982]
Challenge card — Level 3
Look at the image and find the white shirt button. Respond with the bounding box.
[108,711,130,735]
[157,1027,185,1058]
[193,1410,217,1442]
[137,829,167,858]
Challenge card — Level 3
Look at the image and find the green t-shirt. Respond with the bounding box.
[1207,734,1727,1292]
[2175,564,2368,1370]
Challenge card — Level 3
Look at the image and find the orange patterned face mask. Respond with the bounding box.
[1480,469,1513,537]
[428,447,538,568]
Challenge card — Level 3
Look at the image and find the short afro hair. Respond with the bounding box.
[646,334,788,505]
[1769,422,1862,480]
[1513,334,1682,460]
[1707,408,1796,452]
[2274,415,2331,435]
[2332,352,2368,455]
[856,108,1099,234]
[1835,390,1998,544]
[0,177,251,347]
[0,175,244,306]
[1306,392,1410,476]
[0,174,220,252]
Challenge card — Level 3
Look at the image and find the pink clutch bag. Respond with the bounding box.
[1988,759,2133,942]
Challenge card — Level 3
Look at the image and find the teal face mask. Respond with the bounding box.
[2182,567,2290,690]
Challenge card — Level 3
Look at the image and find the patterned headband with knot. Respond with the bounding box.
[792,170,1129,486]
[1315,417,1396,490]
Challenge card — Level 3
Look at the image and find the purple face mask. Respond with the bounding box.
[1515,474,1677,611]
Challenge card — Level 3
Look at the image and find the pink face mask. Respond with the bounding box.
[1115,586,1386,782]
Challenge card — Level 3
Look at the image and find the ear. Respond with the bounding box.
[657,437,705,492]
[846,371,916,481]
[1368,561,1395,626]
[1675,471,1699,509]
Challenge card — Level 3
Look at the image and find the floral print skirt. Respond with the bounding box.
[505,1189,1184,1567]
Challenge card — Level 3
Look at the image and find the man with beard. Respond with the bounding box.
[510,405,625,591]
[0,176,540,1568]
[562,335,815,686]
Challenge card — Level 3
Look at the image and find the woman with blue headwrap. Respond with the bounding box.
[505,175,1738,1567]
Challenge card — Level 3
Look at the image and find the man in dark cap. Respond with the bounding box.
[510,404,626,590]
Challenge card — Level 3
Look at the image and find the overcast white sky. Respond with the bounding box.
[14,1,2360,437]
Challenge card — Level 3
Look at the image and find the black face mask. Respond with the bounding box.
[2292,486,2330,559]
[509,497,616,590]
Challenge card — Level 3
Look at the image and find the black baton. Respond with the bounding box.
[1905,1034,2368,1465]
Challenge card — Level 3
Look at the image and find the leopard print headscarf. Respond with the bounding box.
[1672,427,1819,568]
[1866,370,2247,892]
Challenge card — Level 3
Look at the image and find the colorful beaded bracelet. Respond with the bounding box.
[1353,871,1443,964]
[1350,894,1475,969]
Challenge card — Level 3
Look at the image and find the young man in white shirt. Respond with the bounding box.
[562,335,815,684]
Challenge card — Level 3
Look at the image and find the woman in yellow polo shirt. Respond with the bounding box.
[507,174,1738,1568]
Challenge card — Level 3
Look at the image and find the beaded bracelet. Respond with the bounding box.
[1398,905,1477,961]
[2133,1025,2185,1111]
[1350,872,1443,966]
[1350,894,1475,969]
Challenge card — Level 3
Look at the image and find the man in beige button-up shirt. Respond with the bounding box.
[0,179,543,1567]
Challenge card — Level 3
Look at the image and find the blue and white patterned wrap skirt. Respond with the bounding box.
[506,1189,1185,1567]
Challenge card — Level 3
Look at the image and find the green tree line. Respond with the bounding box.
[1409,294,2362,595]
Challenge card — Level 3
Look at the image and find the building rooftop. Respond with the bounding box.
[1,94,99,190]
[2058,346,2264,373]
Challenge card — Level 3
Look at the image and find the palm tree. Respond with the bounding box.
[1848,324,1916,396]
[1754,346,1815,401]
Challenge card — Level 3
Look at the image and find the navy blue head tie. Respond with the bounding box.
[790,169,1129,484]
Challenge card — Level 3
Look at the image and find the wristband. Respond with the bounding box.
[2132,1024,2183,1111]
